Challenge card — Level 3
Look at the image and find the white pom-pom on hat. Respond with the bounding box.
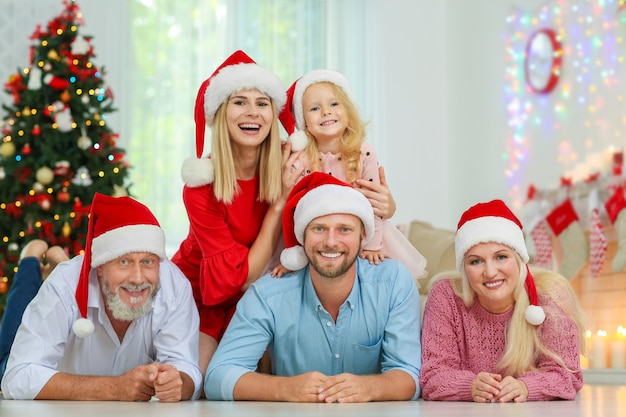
[181,157,214,187]
[288,130,308,152]
[279,246,308,272]
[72,317,95,338]
[525,304,546,325]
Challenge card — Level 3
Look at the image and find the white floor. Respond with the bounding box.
[0,385,625,417]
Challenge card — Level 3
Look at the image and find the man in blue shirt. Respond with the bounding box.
[205,172,422,402]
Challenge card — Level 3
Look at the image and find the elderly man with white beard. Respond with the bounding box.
[1,193,202,401]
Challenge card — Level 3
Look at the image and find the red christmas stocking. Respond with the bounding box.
[520,198,552,268]
[588,190,607,278]
[546,199,588,279]
[605,187,626,272]
[530,220,553,269]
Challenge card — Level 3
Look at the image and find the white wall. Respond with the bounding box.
[371,0,515,230]
[370,1,451,229]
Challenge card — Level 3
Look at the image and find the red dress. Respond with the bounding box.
[171,176,268,340]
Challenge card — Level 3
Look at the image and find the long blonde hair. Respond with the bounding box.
[429,255,587,377]
[302,82,367,185]
[210,98,283,204]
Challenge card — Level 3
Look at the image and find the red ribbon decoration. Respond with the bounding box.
[72,200,91,228]
[560,176,573,188]
[584,172,601,183]
[4,203,23,219]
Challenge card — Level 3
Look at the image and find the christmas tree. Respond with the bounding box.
[0,0,131,319]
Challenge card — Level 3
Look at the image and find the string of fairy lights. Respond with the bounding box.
[504,0,626,209]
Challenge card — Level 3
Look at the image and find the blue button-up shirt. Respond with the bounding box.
[205,258,422,400]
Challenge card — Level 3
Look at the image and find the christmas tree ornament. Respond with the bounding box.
[36,194,53,211]
[72,166,93,186]
[47,49,59,61]
[55,106,74,132]
[35,166,54,185]
[77,134,92,150]
[71,35,90,55]
[22,143,31,155]
[53,160,71,177]
[32,124,41,135]
[0,280,7,295]
[44,73,70,90]
[62,221,71,238]
[60,90,71,103]
[546,199,589,279]
[27,66,42,90]
[32,182,45,192]
[0,141,16,158]
[0,167,5,179]
[588,189,607,278]
[605,187,626,272]
[57,187,71,203]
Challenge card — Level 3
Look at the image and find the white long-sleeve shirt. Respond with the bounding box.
[1,256,202,400]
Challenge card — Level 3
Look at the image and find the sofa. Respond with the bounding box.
[405,220,456,295]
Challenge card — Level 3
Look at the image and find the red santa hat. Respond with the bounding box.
[278,69,353,152]
[280,172,374,271]
[455,199,545,325]
[73,193,166,337]
[182,50,287,188]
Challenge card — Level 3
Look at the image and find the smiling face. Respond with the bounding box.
[225,88,274,151]
[463,242,520,314]
[303,213,364,280]
[97,252,160,322]
[301,82,348,150]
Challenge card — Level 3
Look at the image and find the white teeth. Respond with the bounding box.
[484,280,503,288]
[129,295,143,304]
[321,252,340,258]
[239,123,260,129]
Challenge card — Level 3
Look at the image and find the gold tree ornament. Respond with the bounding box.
[62,222,71,238]
[35,166,54,185]
[0,142,16,158]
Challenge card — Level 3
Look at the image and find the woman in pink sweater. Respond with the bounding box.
[420,199,586,402]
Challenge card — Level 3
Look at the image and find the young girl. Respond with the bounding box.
[171,50,302,385]
[277,69,427,282]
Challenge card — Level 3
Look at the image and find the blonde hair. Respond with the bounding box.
[210,97,283,204]
[429,254,587,377]
[302,82,367,185]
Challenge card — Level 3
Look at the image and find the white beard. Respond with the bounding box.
[101,279,158,321]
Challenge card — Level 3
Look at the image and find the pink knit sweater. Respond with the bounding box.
[420,279,583,401]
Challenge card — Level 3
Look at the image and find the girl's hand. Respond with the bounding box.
[359,249,387,265]
[355,166,396,219]
[279,141,304,206]
[271,263,293,278]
